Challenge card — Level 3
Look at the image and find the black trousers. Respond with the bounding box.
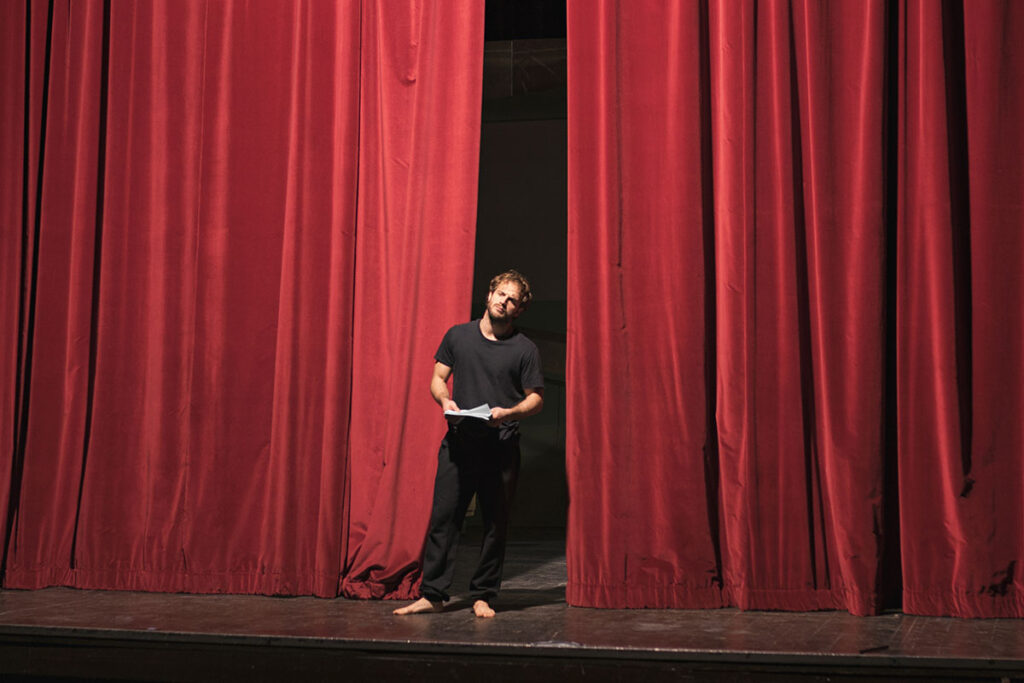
[420,425,521,603]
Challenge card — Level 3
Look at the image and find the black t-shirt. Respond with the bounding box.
[435,320,544,437]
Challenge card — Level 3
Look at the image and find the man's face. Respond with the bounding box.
[486,281,524,322]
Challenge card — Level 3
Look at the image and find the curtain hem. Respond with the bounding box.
[902,589,1024,619]
[568,581,881,615]
[4,567,350,598]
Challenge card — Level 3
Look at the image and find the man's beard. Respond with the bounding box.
[488,303,513,322]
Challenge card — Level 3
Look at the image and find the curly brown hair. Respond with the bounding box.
[488,269,533,308]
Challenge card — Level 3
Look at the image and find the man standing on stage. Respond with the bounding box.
[394,270,544,618]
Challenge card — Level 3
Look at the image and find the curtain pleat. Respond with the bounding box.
[0,0,33,561]
[898,0,1024,618]
[566,0,723,610]
[341,1,482,600]
[710,0,887,615]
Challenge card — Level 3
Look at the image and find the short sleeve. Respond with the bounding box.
[520,343,544,390]
[435,326,456,367]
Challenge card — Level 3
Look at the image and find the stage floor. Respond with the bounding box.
[1,531,1023,681]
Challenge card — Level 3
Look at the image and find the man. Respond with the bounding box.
[394,270,544,618]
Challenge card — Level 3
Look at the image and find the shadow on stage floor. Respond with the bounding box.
[1,529,1023,682]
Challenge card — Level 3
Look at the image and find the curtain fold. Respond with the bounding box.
[567,0,886,616]
[2,0,482,598]
[566,0,722,610]
[568,0,1023,617]
[0,0,33,563]
[898,0,1024,618]
[341,1,483,600]
[709,0,887,615]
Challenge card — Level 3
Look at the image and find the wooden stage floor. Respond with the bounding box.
[1,531,1023,681]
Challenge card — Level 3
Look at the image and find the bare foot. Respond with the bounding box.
[473,600,496,618]
[393,597,443,615]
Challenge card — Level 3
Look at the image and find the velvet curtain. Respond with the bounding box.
[1,0,483,598]
[567,0,1024,618]
[898,0,1024,618]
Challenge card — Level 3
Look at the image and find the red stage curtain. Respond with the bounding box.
[898,0,1024,618]
[568,0,1024,617]
[567,0,886,616]
[1,0,482,598]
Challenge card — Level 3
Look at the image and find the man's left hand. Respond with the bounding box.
[488,407,511,427]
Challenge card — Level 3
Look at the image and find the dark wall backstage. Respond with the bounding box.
[472,6,568,530]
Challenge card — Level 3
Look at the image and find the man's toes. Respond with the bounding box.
[393,598,441,615]
[473,600,496,618]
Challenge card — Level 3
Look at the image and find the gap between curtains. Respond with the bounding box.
[1,0,482,598]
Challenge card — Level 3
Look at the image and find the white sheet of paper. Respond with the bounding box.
[444,403,492,421]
